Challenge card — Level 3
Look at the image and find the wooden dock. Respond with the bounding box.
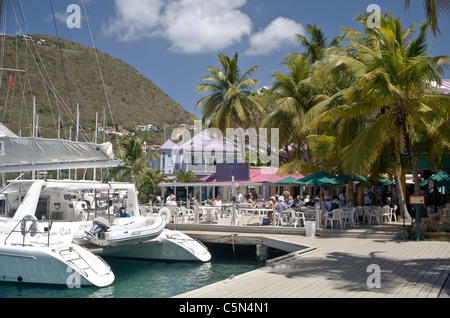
[170,222,450,298]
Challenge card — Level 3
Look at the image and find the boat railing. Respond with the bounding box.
[58,247,111,279]
[167,232,203,255]
[3,217,51,247]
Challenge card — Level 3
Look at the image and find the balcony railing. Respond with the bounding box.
[186,164,216,175]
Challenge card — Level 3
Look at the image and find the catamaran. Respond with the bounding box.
[1,179,211,263]
[0,182,115,287]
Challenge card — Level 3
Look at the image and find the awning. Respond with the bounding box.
[159,167,304,188]
[0,136,124,173]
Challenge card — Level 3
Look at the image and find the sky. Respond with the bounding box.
[2,0,449,119]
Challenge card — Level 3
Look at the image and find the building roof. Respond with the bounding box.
[160,129,239,153]
[160,138,177,150]
[432,79,450,95]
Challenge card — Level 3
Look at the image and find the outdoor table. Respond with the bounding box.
[201,206,217,223]
[239,208,273,225]
[300,208,316,220]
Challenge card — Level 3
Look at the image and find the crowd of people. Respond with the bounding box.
[154,184,402,225]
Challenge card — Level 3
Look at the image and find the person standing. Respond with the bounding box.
[235,189,243,204]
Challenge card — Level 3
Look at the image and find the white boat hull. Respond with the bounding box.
[90,229,211,262]
[0,244,114,287]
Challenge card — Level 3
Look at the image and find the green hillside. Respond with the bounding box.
[0,34,195,143]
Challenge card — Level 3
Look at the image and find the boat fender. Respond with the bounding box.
[159,207,172,223]
[84,217,110,240]
[20,215,38,237]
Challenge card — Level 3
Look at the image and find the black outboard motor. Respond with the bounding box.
[84,217,110,240]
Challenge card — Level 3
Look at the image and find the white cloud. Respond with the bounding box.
[103,1,304,56]
[103,0,164,40]
[245,17,304,56]
[103,0,252,54]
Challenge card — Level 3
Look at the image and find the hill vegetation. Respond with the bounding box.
[0,34,195,143]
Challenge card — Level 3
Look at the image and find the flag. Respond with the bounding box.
[8,76,13,87]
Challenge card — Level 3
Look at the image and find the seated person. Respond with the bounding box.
[288,196,294,208]
[213,196,222,207]
[166,194,177,206]
[256,195,265,204]
[276,196,289,222]
[119,206,130,217]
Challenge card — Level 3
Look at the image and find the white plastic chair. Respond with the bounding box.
[235,208,247,226]
[289,210,305,227]
[212,207,221,221]
[362,206,372,224]
[381,206,391,223]
[325,209,343,229]
[370,207,385,225]
[390,205,398,222]
[192,202,203,223]
[178,206,195,223]
[276,210,289,226]
[342,208,356,228]
[354,206,363,225]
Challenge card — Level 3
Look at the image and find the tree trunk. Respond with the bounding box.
[357,185,364,206]
[394,171,411,220]
[402,121,421,195]
[347,181,356,206]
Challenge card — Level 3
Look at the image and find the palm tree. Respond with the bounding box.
[316,14,449,217]
[175,170,197,183]
[295,23,340,65]
[112,135,159,185]
[195,53,261,132]
[138,168,167,203]
[405,0,450,35]
[261,54,334,169]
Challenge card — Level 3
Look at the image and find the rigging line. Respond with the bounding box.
[13,18,32,136]
[14,1,86,141]
[9,0,32,134]
[80,0,123,156]
[16,0,61,137]
[49,0,74,114]
[0,0,7,90]
[13,0,57,137]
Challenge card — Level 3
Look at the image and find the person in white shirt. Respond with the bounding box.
[166,194,177,206]
[235,189,243,203]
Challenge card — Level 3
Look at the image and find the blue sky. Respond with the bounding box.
[3,0,449,119]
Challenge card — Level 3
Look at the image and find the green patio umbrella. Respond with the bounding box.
[376,178,395,186]
[336,174,369,183]
[297,171,340,187]
[420,171,450,186]
[274,176,303,185]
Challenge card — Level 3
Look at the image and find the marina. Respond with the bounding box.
[0,0,448,303]
[0,176,449,298]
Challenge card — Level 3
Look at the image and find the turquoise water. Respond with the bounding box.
[0,245,264,298]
